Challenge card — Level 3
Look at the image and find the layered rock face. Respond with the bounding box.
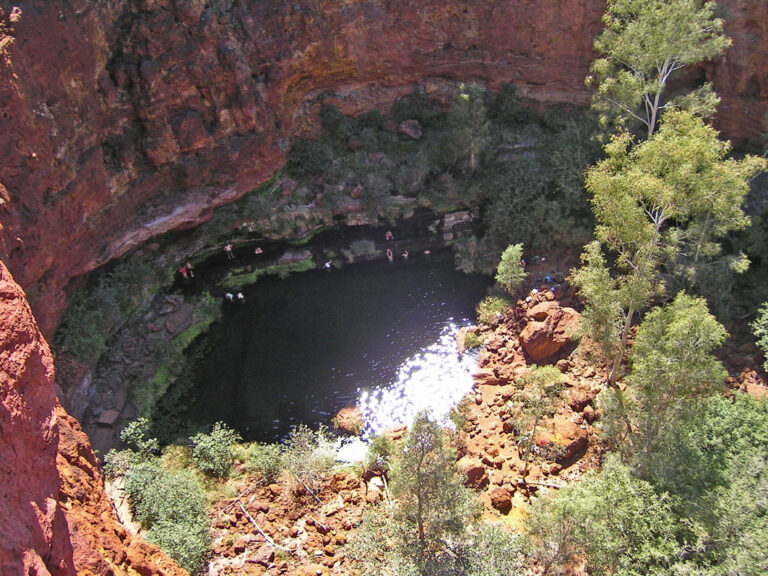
[0,0,765,338]
[0,260,186,575]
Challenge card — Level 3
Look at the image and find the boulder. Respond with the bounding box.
[253,543,275,567]
[333,406,363,435]
[457,456,489,489]
[539,417,589,463]
[520,303,580,362]
[567,388,592,412]
[397,119,422,139]
[473,368,499,386]
[489,487,513,514]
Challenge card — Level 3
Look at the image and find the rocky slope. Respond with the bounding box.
[0,260,186,575]
[0,0,766,338]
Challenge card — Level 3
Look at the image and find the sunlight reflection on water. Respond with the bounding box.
[357,321,478,439]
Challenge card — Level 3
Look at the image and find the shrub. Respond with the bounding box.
[286,139,332,179]
[123,460,210,574]
[495,243,527,296]
[752,302,768,372]
[146,518,210,576]
[282,424,336,492]
[449,395,474,433]
[463,521,527,576]
[526,455,679,576]
[476,296,511,326]
[463,331,483,349]
[245,442,283,483]
[103,449,136,479]
[120,417,159,458]
[364,434,396,472]
[190,422,242,478]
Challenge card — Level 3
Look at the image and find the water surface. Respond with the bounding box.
[187,251,490,441]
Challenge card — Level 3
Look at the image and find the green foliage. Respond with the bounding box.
[752,302,768,372]
[480,110,600,257]
[351,413,481,575]
[588,0,730,137]
[476,296,511,326]
[102,449,136,479]
[282,423,336,492]
[601,292,727,476]
[244,442,283,483]
[526,454,680,576]
[461,522,527,576]
[495,243,527,296]
[449,395,473,433]
[190,421,242,478]
[645,392,768,514]
[583,110,764,379]
[391,413,479,566]
[570,241,623,360]
[364,433,396,473]
[620,393,768,575]
[280,87,599,266]
[286,138,332,179]
[463,331,483,349]
[443,83,491,174]
[123,460,210,575]
[54,256,164,362]
[120,417,160,458]
[146,519,211,576]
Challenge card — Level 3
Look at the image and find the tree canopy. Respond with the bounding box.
[588,0,730,137]
[495,243,527,296]
[600,292,728,476]
[579,110,764,379]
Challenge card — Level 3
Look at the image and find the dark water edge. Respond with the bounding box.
[176,250,491,442]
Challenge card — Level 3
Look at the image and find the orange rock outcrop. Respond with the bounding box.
[0,260,186,575]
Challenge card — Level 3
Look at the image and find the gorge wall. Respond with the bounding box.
[0,260,185,575]
[0,0,766,339]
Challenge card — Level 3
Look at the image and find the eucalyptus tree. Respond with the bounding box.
[600,292,728,476]
[588,0,730,137]
[580,110,764,380]
[445,83,491,173]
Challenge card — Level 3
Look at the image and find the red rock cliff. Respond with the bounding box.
[0,0,765,338]
[0,259,186,575]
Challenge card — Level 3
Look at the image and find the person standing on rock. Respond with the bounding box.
[185,261,195,277]
[224,244,234,260]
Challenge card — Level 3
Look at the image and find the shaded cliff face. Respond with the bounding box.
[0,260,186,575]
[0,0,766,337]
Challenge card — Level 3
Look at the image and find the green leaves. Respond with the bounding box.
[495,243,527,296]
[589,0,730,136]
[579,110,764,379]
[190,421,241,477]
[603,292,728,474]
[751,302,768,372]
[526,454,680,576]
